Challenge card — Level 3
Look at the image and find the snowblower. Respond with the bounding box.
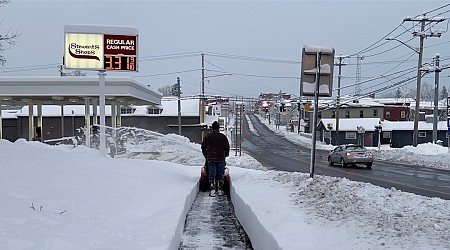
[199,161,230,195]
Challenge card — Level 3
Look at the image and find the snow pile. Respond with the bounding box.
[272,171,450,249]
[376,143,450,170]
[117,127,265,170]
[0,139,199,250]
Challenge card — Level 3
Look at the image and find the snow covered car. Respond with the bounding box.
[199,163,230,194]
[327,144,373,169]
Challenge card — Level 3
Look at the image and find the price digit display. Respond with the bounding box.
[104,55,137,71]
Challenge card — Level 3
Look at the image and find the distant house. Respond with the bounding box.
[373,98,411,121]
[318,118,382,147]
[382,120,448,147]
[320,98,385,121]
[318,116,448,148]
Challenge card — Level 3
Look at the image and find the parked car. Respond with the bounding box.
[328,144,373,169]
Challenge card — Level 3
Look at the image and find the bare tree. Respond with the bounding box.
[0,0,20,67]
[157,85,174,96]
[419,81,434,101]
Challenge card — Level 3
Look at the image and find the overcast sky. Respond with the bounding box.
[1,0,450,99]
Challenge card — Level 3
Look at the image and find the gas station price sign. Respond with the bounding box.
[64,30,138,72]
[104,55,136,71]
[103,35,137,71]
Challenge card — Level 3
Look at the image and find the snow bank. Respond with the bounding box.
[0,139,199,250]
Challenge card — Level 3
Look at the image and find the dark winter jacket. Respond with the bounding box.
[201,130,230,162]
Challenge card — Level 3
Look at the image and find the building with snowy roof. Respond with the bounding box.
[2,95,226,144]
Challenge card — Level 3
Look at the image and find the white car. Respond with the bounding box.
[328,144,373,169]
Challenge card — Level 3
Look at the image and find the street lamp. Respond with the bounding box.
[386,37,422,147]
[386,37,419,54]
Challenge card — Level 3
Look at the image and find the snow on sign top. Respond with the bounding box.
[304,45,334,54]
[64,24,138,36]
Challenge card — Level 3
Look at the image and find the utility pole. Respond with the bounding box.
[177,77,182,136]
[433,54,440,144]
[355,54,364,96]
[334,54,348,146]
[403,15,445,147]
[201,53,205,123]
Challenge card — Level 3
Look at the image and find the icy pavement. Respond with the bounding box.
[179,192,252,250]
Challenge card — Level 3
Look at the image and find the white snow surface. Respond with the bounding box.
[1,118,450,249]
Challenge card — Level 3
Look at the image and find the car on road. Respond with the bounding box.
[328,144,373,169]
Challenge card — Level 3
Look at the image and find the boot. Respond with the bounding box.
[217,180,225,196]
[209,180,216,197]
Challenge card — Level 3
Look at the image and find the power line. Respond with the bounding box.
[203,51,300,64]
[420,3,450,16]
[203,58,282,93]
[133,69,200,78]
[205,69,299,79]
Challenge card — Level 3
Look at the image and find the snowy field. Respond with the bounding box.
[0,123,449,249]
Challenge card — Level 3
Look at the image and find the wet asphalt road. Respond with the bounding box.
[179,192,253,250]
[243,114,450,200]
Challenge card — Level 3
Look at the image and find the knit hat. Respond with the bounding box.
[212,121,220,130]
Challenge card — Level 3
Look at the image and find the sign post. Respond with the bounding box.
[448,95,450,152]
[300,45,335,178]
[64,25,138,156]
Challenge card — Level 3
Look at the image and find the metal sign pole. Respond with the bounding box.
[98,70,107,156]
[309,52,321,178]
[448,95,450,152]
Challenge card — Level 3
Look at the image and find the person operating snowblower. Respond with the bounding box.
[201,121,230,197]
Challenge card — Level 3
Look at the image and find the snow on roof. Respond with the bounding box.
[160,97,199,116]
[339,97,384,108]
[204,115,219,126]
[374,98,413,105]
[1,110,19,119]
[131,105,152,115]
[321,118,448,132]
[13,97,200,117]
[320,118,381,132]
[304,45,334,54]
[381,120,448,131]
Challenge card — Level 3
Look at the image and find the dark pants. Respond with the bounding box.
[208,161,225,181]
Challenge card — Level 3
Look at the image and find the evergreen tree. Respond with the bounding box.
[440,85,448,100]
